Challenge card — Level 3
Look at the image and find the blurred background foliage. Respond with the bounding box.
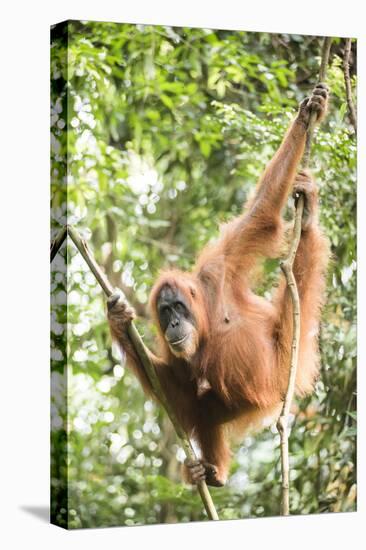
[50,21,356,528]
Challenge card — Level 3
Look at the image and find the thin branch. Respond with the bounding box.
[50,226,67,262]
[343,38,357,135]
[54,225,219,521]
[68,226,114,296]
[277,36,332,516]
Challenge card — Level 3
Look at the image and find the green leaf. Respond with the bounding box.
[160,93,174,110]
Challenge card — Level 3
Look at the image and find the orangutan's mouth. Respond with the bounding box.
[168,334,188,347]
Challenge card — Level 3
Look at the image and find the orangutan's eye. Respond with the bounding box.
[175,302,185,313]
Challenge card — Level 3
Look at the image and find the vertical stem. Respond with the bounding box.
[277,36,332,516]
[343,38,357,134]
[277,196,304,516]
[302,37,332,168]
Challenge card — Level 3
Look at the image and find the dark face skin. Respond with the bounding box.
[157,285,196,353]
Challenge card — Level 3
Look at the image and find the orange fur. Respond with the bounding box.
[108,87,330,485]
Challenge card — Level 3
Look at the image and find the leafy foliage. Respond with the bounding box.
[51,21,356,528]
